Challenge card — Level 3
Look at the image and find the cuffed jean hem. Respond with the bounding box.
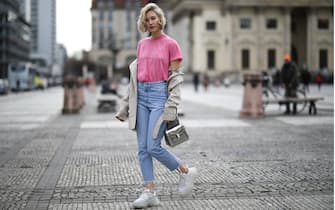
[143,180,154,184]
[165,155,181,171]
[142,162,180,184]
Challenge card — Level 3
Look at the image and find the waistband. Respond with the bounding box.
[137,80,167,86]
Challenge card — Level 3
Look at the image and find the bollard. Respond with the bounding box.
[62,76,75,114]
[73,79,81,110]
[63,85,73,113]
[77,78,85,108]
[74,78,85,110]
[239,73,264,118]
[72,85,79,113]
[62,76,84,114]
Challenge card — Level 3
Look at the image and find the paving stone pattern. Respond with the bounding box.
[0,86,333,209]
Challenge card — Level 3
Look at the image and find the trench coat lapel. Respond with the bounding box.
[129,59,137,84]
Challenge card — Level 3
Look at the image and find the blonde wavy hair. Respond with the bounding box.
[137,3,166,33]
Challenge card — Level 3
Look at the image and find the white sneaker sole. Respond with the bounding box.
[133,197,160,209]
[179,169,198,196]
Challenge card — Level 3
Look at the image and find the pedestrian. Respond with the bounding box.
[281,54,299,114]
[202,73,209,91]
[115,3,197,209]
[315,72,322,91]
[16,80,20,92]
[262,70,270,88]
[271,67,281,93]
[192,72,199,92]
[300,64,311,92]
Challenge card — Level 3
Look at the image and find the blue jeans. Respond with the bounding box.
[136,81,181,183]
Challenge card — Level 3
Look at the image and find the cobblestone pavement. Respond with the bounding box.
[0,84,333,209]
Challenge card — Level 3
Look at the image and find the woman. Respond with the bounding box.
[116,3,197,209]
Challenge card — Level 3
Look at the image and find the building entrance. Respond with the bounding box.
[291,8,307,67]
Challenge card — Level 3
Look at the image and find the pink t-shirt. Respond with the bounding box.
[137,34,183,82]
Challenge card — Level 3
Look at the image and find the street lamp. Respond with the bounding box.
[109,34,120,78]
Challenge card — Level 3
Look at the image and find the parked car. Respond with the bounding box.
[0,79,9,94]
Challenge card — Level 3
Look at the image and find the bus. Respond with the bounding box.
[8,63,36,91]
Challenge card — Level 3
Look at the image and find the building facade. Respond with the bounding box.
[89,0,169,78]
[0,0,31,78]
[90,0,333,80]
[90,0,142,71]
[54,44,67,76]
[171,0,333,78]
[27,0,56,74]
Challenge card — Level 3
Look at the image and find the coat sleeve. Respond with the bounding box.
[165,75,183,109]
[115,85,130,121]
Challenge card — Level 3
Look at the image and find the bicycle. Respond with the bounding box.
[262,82,307,114]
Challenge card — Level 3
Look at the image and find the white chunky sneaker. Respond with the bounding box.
[178,167,198,196]
[132,189,160,209]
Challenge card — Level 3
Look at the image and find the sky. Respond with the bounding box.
[56,0,92,57]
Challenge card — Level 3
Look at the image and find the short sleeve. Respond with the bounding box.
[136,41,142,57]
[169,39,183,62]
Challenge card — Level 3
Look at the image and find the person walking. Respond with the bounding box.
[202,73,209,91]
[271,67,281,93]
[281,54,299,114]
[192,72,200,92]
[115,3,197,209]
[315,72,322,91]
[300,64,311,93]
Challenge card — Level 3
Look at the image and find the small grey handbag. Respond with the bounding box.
[164,118,189,147]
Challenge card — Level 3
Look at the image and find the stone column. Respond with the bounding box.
[231,7,238,72]
[306,8,316,70]
[256,7,264,71]
[283,8,291,54]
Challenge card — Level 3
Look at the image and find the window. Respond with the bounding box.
[92,32,96,43]
[108,1,114,8]
[319,49,328,68]
[291,21,296,33]
[206,21,216,31]
[109,11,113,21]
[97,1,104,8]
[241,49,250,70]
[99,31,104,49]
[318,18,329,30]
[268,49,276,68]
[127,10,131,33]
[99,11,104,21]
[266,18,277,29]
[0,14,6,23]
[207,50,215,70]
[240,18,251,29]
